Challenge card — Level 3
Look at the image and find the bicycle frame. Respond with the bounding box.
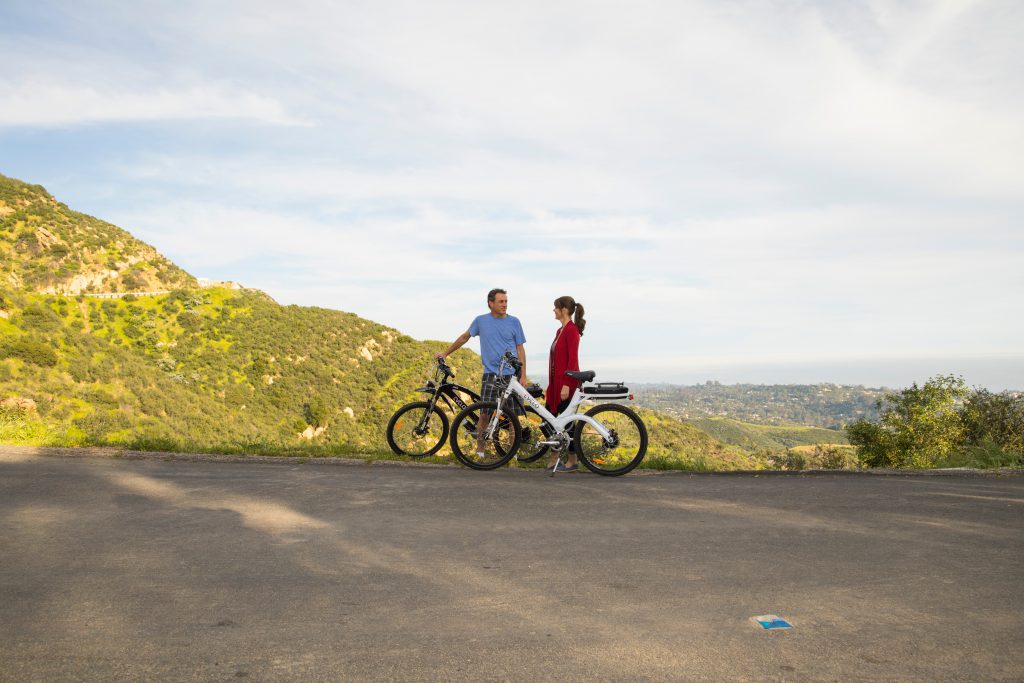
[408,360,480,434]
[416,380,478,416]
[489,375,612,442]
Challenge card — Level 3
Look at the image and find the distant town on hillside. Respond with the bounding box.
[633,381,886,429]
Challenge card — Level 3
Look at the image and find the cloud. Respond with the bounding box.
[0,82,305,128]
[3,0,1022,387]
[113,195,1023,367]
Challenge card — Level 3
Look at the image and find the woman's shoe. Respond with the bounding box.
[553,462,578,473]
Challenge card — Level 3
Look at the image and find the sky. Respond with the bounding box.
[1,0,1021,389]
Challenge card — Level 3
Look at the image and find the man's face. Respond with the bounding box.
[489,293,508,317]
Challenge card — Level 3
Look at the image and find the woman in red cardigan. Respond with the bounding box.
[546,295,587,472]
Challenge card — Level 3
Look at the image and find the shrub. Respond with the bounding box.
[847,375,967,468]
[0,336,59,367]
[961,389,1024,454]
[809,444,861,470]
[17,303,62,333]
[0,406,48,444]
[776,450,806,471]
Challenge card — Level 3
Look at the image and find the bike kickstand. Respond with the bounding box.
[550,452,563,478]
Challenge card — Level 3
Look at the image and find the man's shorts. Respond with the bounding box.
[481,373,524,414]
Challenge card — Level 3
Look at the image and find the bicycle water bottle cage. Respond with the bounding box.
[565,370,596,382]
[526,383,544,399]
[583,382,629,399]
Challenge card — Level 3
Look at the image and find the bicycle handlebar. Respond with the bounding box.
[501,351,522,373]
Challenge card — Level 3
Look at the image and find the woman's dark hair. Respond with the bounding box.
[554,296,586,336]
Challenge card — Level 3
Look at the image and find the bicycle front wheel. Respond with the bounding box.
[386,401,449,457]
[573,404,648,476]
[450,401,520,470]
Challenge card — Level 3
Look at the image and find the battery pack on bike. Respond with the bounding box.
[582,382,631,400]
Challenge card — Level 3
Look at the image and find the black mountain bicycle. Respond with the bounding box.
[385,357,549,462]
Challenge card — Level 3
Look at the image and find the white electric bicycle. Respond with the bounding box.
[449,352,648,476]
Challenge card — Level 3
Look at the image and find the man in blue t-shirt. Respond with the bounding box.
[437,288,527,394]
[438,289,527,461]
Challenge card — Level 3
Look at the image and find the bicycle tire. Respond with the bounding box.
[385,401,449,457]
[573,403,648,476]
[515,406,550,463]
[450,401,520,470]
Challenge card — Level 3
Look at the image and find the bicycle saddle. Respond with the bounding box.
[565,370,595,382]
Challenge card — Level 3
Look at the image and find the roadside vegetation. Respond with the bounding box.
[846,375,1023,469]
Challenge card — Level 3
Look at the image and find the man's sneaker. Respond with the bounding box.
[554,462,579,473]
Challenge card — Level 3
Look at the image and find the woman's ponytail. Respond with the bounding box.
[573,302,586,336]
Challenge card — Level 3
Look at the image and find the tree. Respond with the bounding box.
[846,375,968,468]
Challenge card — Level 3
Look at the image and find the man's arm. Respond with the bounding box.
[437,331,471,359]
[516,343,527,383]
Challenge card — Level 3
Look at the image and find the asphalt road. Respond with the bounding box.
[2,448,1022,682]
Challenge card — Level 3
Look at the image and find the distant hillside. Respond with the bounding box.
[0,173,194,294]
[683,417,847,452]
[635,382,884,429]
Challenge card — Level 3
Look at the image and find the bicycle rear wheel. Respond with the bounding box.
[450,401,521,470]
[386,401,449,456]
[573,404,648,476]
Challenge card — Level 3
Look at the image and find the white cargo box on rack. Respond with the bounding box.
[582,382,631,400]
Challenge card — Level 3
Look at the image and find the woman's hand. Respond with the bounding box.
[560,386,570,401]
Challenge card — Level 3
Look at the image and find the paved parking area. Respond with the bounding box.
[2,449,1022,681]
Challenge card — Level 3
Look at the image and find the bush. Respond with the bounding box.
[847,376,1023,469]
[961,389,1024,454]
[847,375,967,468]
[17,303,62,333]
[939,440,1024,469]
[809,444,862,470]
[773,450,806,471]
[0,406,48,444]
[74,409,133,439]
[0,336,59,367]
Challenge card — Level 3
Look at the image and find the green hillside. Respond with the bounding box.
[0,173,194,294]
[642,411,762,470]
[0,285,485,452]
[684,417,848,452]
